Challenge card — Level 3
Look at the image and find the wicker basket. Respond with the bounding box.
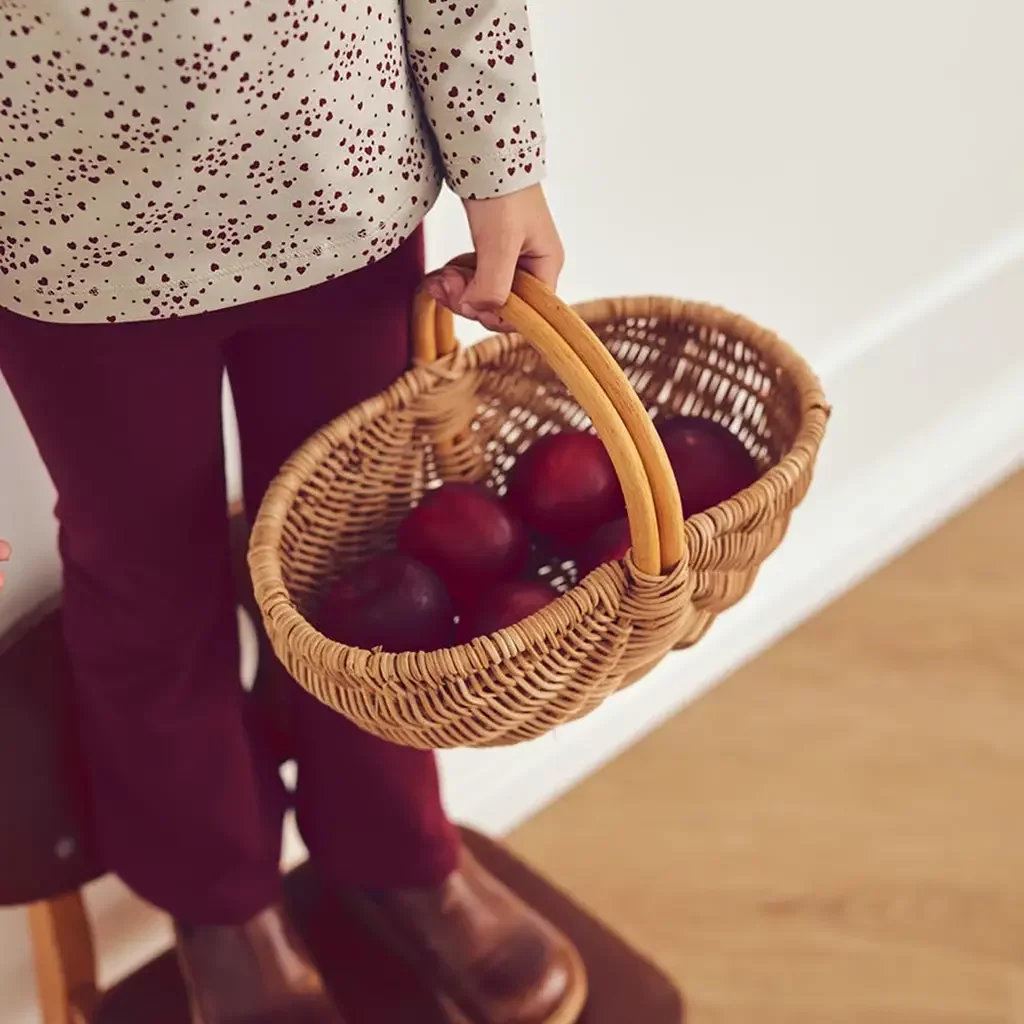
[249,261,829,749]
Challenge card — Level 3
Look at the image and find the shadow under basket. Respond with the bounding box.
[249,263,829,749]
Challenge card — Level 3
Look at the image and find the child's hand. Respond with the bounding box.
[0,540,10,592]
[427,184,564,332]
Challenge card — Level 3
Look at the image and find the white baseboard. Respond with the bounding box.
[4,240,1022,1024]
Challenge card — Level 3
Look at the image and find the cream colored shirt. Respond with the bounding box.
[0,0,545,323]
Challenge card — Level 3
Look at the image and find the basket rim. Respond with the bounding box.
[249,540,643,690]
[248,295,829,681]
[573,294,830,551]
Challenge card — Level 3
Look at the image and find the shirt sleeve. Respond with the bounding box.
[403,0,547,200]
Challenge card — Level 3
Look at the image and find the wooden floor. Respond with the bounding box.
[509,471,1024,1024]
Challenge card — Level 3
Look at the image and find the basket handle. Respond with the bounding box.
[412,259,686,576]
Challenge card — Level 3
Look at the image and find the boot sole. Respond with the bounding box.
[439,940,588,1024]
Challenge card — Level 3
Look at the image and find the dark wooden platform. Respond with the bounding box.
[95,829,683,1023]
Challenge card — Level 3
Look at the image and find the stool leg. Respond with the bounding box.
[27,892,99,1024]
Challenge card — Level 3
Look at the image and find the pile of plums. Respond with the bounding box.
[318,416,760,651]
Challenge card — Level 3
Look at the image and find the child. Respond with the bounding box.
[0,2,579,1022]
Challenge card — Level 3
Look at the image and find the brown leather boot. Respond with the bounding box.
[175,903,348,1023]
[344,848,588,1024]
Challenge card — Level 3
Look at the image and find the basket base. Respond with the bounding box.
[93,829,684,1024]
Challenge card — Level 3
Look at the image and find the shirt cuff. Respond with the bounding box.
[443,137,548,201]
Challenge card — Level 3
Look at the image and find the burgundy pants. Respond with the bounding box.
[0,231,460,925]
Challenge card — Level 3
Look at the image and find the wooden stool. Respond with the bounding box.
[1,515,683,1023]
[88,830,683,1024]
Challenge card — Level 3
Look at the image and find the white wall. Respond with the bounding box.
[529,0,1024,351]
[3,2,1023,1020]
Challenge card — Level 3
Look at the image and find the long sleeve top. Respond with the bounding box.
[0,0,546,323]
